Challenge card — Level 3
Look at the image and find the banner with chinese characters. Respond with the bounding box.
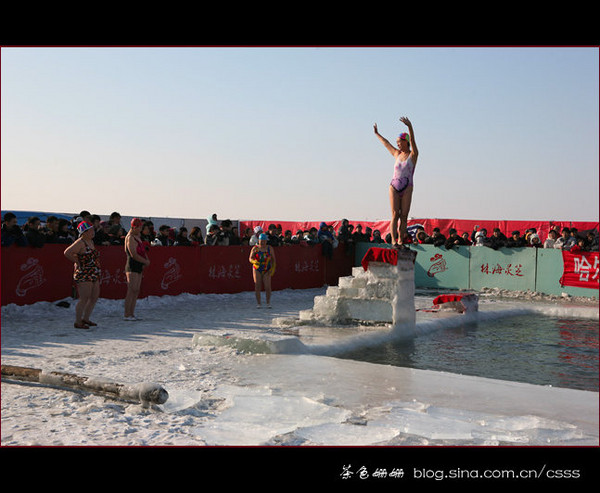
[1,243,354,305]
[560,251,599,289]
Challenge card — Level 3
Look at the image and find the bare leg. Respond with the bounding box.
[125,272,143,317]
[253,269,263,306]
[263,273,272,306]
[399,186,413,243]
[83,281,100,322]
[389,186,401,245]
[75,282,93,325]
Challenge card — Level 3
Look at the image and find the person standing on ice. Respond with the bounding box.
[374,116,419,248]
[63,220,101,329]
[124,218,150,321]
[249,233,276,308]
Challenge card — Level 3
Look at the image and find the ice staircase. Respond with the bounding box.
[300,248,417,326]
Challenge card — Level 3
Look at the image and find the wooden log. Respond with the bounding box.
[1,365,42,382]
[1,364,169,405]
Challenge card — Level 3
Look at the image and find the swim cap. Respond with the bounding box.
[130,217,142,228]
[398,132,409,140]
[77,220,93,235]
[259,233,268,241]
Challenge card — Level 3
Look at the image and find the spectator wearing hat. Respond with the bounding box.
[444,228,467,249]
[337,219,352,244]
[318,222,336,259]
[415,229,430,244]
[249,226,263,246]
[528,233,543,248]
[206,213,218,235]
[204,224,223,246]
[473,228,490,247]
[489,228,508,250]
[543,230,558,248]
[351,224,368,243]
[372,229,385,244]
[507,231,527,248]
[63,220,101,329]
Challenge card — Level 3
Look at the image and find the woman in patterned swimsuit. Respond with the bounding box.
[249,233,276,308]
[64,220,101,329]
[374,116,419,248]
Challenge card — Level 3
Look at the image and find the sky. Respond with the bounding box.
[1,46,598,223]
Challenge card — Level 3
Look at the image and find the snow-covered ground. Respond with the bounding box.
[1,287,598,446]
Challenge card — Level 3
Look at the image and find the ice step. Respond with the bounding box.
[326,286,340,297]
[339,287,360,298]
[344,298,393,322]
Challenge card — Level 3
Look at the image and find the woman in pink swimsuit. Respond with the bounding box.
[374,116,419,248]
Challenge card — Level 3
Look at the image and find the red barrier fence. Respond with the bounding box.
[1,244,355,306]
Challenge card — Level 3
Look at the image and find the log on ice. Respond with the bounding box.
[1,365,169,405]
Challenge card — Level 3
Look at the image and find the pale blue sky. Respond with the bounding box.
[1,47,598,222]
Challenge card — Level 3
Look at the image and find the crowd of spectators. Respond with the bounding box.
[2,211,599,254]
[410,224,599,252]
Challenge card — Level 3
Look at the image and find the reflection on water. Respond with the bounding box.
[337,315,599,392]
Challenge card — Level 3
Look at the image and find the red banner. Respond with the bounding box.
[1,243,354,306]
[560,251,599,289]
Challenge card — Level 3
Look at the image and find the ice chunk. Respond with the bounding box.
[191,331,307,354]
[296,422,400,446]
[192,392,351,445]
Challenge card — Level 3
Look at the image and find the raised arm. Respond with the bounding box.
[373,123,399,158]
[400,116,418,161]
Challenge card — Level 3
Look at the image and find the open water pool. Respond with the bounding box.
[336,311,599,392]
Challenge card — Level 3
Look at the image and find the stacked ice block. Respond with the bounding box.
[300,248,417,327]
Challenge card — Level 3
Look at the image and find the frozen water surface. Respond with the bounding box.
[1,277,598,446]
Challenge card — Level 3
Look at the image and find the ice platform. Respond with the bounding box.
[300,247,417,326]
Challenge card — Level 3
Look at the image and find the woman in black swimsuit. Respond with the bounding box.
[124,218,150,321]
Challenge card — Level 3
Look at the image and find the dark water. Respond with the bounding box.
[337,314,599,392]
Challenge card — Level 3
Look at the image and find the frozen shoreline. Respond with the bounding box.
[1,288,598,446]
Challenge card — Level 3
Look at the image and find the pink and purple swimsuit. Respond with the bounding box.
[390,154,415,196]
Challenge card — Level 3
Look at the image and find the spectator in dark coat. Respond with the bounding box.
[444,228,467,249]
[1,212,27,246]
[507,230,526,248]
[24,216,46,248]
[488,228,508,250]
